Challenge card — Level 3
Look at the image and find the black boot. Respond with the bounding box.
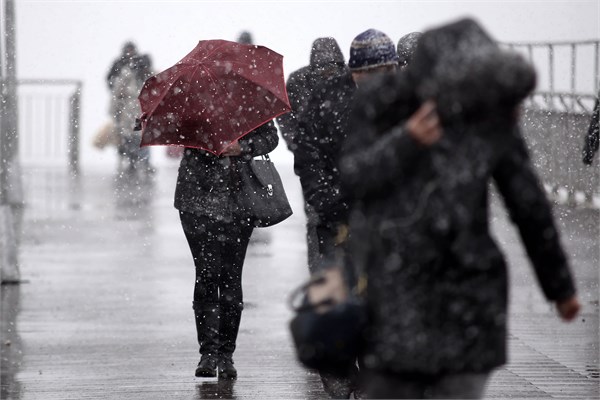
[196,354,218,378]
[193,301,220,377]
[218,302,243,379]
[218,355,237,380]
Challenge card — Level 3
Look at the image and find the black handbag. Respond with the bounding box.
[288,265,367,376]
[239,154,293,227]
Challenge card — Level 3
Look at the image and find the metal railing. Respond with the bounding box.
[18,79,82,176]
[504,40,599,106]
[504,40,599,206]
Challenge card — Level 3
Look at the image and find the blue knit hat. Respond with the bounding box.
[349,29,399,71]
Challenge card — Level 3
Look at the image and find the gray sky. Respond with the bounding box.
[16,0,600,166]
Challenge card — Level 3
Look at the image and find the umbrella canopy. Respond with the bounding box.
[138,39,291,155]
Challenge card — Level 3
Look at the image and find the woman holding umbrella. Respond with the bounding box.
[137,39,290,379]
[175,122,278,379]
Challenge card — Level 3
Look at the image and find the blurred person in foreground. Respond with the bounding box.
[294,29,399,399]
[340,18,580,399]
[276,37,347,273]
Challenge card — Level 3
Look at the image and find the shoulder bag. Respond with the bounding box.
[288,263,367,376]
[239,154,293,227]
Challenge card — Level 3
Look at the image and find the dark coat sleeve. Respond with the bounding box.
[276,70,309,152]
[583,95,599,165]
[293,78,352,224]
[493,128,576,301]
[107,58,127,89]
[339,83,424,199]
[340,125,426,200]
[238,120,279,159]
[293,84,336,216]
[339,71,426,200]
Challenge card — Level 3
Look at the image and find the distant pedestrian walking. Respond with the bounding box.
[276,37,347,273]
[340,18,581,399]
[583,91,599,165]
[293,29,399,399]
[277,37,347,152]
[107,41,154,176]
[236,30,254,45]
[295,29,398,268]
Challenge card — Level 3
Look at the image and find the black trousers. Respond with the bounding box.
[179,211,253,308]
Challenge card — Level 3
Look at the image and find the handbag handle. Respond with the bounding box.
[288,266,350,314]
[288,275,337,313]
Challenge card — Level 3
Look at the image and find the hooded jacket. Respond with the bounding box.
[340,18,576,375]
[276,37,347,152]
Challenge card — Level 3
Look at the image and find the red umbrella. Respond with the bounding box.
[138,39,291,155]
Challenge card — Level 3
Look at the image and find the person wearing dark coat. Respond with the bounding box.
[175,121,279,379]
[582,91,599,165]
[276,37,347,273]
[107,41,154,175]
[340,18,581,399]
[277,37,347,152]
[107,41,152,89]
[293,29,399,399]
[295,29,399,266]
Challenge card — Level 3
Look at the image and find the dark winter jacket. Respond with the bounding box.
[174,121,279,221]
[294,72,356,226]
[276,38,347,152]
[339,18,577,375]
[107,54,153,89]
[583,93,599,165]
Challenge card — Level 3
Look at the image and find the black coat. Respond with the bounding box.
[339,18,577,375]
[276,38,347,152]
[174,121,279,221]
[107,54,152,89]
[294,72,356,226]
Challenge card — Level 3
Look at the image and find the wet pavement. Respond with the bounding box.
[1,161,598,399]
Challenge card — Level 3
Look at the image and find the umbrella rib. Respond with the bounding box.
[222,60,287,100]
[196,63,249,134]
[141,66,192,118]
[227,69,288,102]
[188,41,229,64]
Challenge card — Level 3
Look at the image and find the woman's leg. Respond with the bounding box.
[217,220,253,378]
[179,211,222,376]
